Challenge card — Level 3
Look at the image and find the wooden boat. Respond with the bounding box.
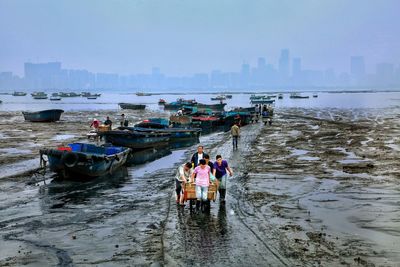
[39,143,130,179]
[31,92,48,99]
[50,96,61,101]
[81,92,101,97]
[250,99,275,104]
[119,103,146,110]
[290,93,309,99]
[59,92,81,97]
[196,103,226,111]
[12,91,27,96]
[211,95,226,101]
[99,129,170,150]
[136,92,152,96]
[22,109,64,122]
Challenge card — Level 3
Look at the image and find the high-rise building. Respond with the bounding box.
[292,58,301,76]
[350,56,365,78]
[257,57,266,70]
[278,49,290,80]
[24,62,62,89]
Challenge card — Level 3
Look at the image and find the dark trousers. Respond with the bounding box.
[232,136,239,148]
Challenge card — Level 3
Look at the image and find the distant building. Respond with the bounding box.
[278,49,290,81]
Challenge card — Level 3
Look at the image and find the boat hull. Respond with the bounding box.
[22,109,64,122]
[119,103,146,110]
[40,143,130,179]
[100,130,170,150]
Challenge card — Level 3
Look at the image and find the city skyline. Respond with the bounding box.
[1,49,399,90]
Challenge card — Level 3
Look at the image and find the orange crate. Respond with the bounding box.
[184,183,196,200]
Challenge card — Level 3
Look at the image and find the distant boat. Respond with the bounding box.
[225,94,233,99]
[278,94,283,99]
[249,94,267,100]
[59,92,81,97]
[31,92,48,99]
[87,96,97,99]
[211,95,226,101]
[158,99,166,105]
[22,109,64,122]
[82,92,101,97]
[50,96,62,101]
[39,143,130,179]
[250,99,275,104]
[12,91,27,96]
[290,93,309,99]
[136,92,152,96]
[313,94,318,98]
[119,103,146,110]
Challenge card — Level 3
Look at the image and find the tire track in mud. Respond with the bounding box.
[3,233,73,267]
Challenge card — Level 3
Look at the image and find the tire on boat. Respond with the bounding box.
[62,152,79,168]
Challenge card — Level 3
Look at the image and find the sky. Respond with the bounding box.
[0,0,399,76]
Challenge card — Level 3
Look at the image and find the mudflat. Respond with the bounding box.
[0,107,399,266]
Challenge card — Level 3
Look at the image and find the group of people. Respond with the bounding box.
[175,145,233,211]
[90,114,129,131]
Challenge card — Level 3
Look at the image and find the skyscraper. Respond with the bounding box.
[278,49,290,81]
[350,56,365,78]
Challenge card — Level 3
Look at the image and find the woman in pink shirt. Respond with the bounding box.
[190,159,211,211]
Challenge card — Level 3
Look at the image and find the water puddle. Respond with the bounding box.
[1,158,39,179]
[51,134,76,141]
[0,148,32,154]
[298,156,320,161]
[290,149,308,156]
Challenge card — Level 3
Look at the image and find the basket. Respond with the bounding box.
[98,125,111,132]
[184,183,196,201]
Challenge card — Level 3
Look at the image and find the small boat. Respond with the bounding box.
[197,103,226,111]
[39,143,130,179]
[250,99,275,105]
[313,94,318,98]
[136,92,152,96]
[249,94,267,100]
[119,103,146,110]
[12,91,27,96]
[211,95,226,101]
[290,93,309,99]
[22,109,64,122]
[158,99,166,105]
[81,92,101,97]
[225,94,233,99]
[50,96,61,101]
[87,96,97,100]
[31,92,48,99]
[59,92,81,97]
[99,129,170,150]
[278,94,283,99]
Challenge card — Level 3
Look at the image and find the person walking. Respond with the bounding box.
[213,155,233,202]
[191,145,209,168]
[231,123,240,150]
[175,162,193,206]
[190,159,211,211]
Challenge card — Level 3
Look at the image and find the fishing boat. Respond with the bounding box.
[99,129,170,150]
[158,99,166,105]
[197,103,226,111]
[39,143,130,179]
[278,94,283,99]
[133,119,201,145]
[249,94,267,100]
[210,95,226,101]
[59,92,81,97]
[31,92,48,99]
[250,99,275,105]
[225,94,233,99]
[119,103,146,110]
[290,93,309,99]
[22,109,64,122]
[50,96,61,101]
[87,96,98,100]
[81,92,101,97]
[12,91,27,96]
[136,92,152,96]
[313,94,318,98]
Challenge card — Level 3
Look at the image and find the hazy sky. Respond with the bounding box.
[1,0,399,76]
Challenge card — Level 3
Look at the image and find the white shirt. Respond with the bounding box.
[197,153,203,165]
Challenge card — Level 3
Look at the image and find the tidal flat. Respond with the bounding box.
[0,107,399,266]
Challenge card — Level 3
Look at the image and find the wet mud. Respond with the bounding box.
[1,107,400,266]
